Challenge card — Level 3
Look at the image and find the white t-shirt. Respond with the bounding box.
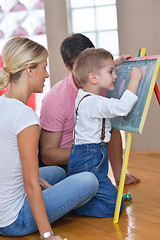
[74,89,138,144]
[0,94,40,227]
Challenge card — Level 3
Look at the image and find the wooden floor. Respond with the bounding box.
[1,151,160,240]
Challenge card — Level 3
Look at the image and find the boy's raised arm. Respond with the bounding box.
[127,67,143,95]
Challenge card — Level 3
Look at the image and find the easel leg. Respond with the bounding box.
[113,131,133,223]
[154,83,160,105]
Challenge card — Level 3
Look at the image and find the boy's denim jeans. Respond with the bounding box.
[0,166,98,236]
[68,143,125,217]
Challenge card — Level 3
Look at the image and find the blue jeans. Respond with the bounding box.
[0,166,98,236]
[68,143,125,217]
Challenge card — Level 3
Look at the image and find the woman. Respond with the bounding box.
[0,37,98,240]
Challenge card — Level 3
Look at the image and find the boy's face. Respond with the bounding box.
[97,58,117,92]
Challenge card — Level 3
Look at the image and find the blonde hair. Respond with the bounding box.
[73,48,113,86]
[0,36,48,90]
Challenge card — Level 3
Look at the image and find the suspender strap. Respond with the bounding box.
[74,94,106,144]
[101,118,105,143]
[75,94,91,117]
[74,94,91,142]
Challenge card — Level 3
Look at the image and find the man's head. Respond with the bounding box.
[60,33,95,70]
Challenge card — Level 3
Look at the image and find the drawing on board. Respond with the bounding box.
[107,56,160,133]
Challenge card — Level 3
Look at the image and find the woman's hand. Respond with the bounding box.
[39,176,52,190]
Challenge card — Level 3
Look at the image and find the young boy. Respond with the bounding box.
[67,48,143,218]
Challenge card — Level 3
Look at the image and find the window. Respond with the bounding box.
[69,0,119,59]
[0,0,50,115]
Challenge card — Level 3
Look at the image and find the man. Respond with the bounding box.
[39,33,140,185]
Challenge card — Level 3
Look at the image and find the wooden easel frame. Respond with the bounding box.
[113,48,160,223]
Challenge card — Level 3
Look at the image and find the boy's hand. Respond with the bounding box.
[130,67,143,83]
[127,67,143,94]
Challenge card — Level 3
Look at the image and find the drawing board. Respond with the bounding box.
[107,55,160,133]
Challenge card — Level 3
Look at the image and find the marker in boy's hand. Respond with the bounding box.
[127,67,143,95]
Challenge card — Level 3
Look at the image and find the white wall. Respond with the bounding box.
[44,0,70,86]
[117,0,160,150]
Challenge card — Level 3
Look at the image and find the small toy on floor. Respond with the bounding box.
[122,193,132,202]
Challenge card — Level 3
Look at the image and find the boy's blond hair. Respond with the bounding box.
[73,48,113,85]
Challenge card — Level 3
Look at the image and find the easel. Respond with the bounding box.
[113,48,160,224]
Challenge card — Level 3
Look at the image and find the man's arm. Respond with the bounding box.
[40,128,71,166]
[115,54,132,66]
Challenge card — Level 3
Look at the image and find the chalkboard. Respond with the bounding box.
[107,55,160,134]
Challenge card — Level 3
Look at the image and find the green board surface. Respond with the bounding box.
[107,58,158,133]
